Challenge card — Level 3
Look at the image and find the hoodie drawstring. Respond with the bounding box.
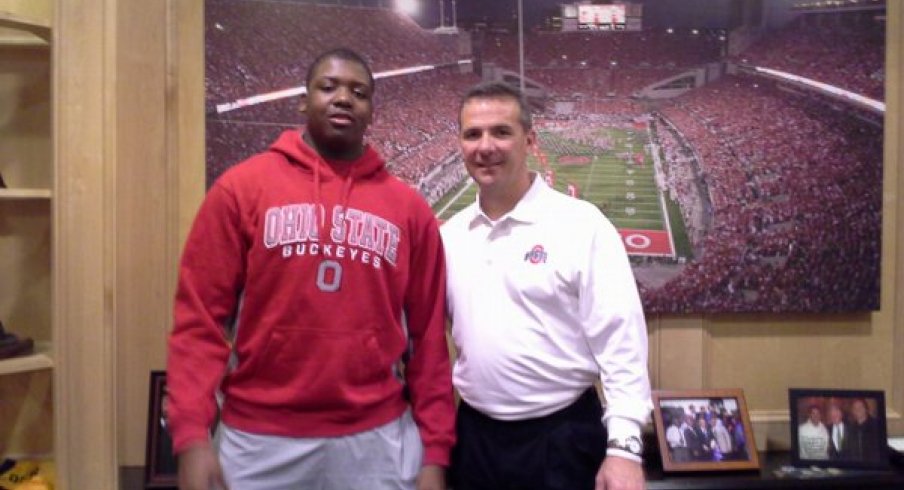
[314,156,357,247]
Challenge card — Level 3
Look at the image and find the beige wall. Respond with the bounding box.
[104,0,904,472]
[110,0,206,467]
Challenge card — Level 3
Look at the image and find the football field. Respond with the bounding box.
[433,125,680,257]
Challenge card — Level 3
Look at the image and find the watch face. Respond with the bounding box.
[627,437,642,453]
[609,437,643,455]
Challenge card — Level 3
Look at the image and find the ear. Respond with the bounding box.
[526,128,538,148]
[298,93,308,115]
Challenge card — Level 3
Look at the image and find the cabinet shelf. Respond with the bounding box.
[0,188,52,200]
[0,342,53,376]
[0,11,51,44]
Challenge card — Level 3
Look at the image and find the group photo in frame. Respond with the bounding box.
[789,388,889,470]
[652,389,760,472]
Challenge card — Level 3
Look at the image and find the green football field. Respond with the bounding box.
[434,127,665,231]
[432,123,694,258]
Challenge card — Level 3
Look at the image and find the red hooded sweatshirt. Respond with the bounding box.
[167,129,455,465]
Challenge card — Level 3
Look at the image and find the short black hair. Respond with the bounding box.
[459,80,532,131]
[305,48,375,92]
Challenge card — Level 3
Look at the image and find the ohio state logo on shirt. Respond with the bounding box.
[523,244,548,264]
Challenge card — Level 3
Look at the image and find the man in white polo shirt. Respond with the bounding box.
[442,81,651,490]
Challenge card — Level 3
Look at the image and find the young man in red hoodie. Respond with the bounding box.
[167,48,454,490]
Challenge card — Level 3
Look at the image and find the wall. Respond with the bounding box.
[111,0,205,468]
[649,5,903,452]
[109,0,904,473]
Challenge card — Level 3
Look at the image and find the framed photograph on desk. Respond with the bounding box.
[144,371,178,489]
[652,389,760,472]
[789,388,888,470]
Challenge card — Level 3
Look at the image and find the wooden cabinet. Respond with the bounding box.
[0,3,54,461]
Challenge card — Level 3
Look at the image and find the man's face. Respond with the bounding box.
[851,400,868,423]
[829,405,844,424]
[301,57,373,159]
[459,96,535,196]
[809,407,822,425]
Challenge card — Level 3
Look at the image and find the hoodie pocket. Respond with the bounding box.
[250,325,391,406]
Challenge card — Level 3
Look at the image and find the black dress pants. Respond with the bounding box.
[450,389,608,490]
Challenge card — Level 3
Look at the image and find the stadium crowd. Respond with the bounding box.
[203,0,884,313]
[205,0,460,104]
[207,68,477,187]
[481,30,722,102]
[205,0,476,191]
[483,30,722,70]
[652,118,709,247]
[645,74,881,312]
[735,14,885,100]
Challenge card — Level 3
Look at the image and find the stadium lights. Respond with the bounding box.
[691,28,699,35]
[666,27,674,34]
[395,0,418,16]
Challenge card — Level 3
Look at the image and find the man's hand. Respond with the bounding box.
[415,464,446,490]
[595,456,645,490]
[178,444,228,490]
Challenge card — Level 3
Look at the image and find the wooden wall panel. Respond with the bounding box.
[54,0,118,486]
[114,0,169,467]
[111,0,206,468]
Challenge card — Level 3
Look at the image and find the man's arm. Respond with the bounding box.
[596,456,645,490]
[178,444,229,490]
[579,214,652,490]
[403,208,456,468]
[167,182,244,456]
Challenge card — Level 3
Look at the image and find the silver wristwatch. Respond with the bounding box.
[607,436,643,456]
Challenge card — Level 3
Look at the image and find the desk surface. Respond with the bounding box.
[645,451,904,490]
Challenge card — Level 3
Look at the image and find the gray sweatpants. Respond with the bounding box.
[217,410,424,490]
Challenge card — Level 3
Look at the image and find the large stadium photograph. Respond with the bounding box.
[205,0,885,313]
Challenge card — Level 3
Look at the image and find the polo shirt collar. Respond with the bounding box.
[468,172,546,228]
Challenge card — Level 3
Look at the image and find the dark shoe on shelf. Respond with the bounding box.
[0,321,35,360]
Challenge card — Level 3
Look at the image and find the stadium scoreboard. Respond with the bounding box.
[579,4,625,30]
[560,3,642,32]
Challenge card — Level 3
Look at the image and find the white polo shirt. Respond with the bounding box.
[441,174,651,441]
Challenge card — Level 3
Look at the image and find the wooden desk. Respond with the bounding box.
[645,451,904,490]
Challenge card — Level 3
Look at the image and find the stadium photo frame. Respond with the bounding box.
[789,388,888,470]
[204,0,886,315]
[651,389,760,473]
[144,370,178,489]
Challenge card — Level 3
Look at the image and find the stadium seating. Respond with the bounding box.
[204,0,884,312]
[647,74,881,312]
[734,15,885,100]
[205,0,476,190]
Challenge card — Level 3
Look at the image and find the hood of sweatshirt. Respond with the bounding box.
[269,128,385,183]
[268,129,386,234]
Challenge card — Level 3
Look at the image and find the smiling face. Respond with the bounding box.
[808,406,822,425]
[301,56,373,160]
[459,95,535,202]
